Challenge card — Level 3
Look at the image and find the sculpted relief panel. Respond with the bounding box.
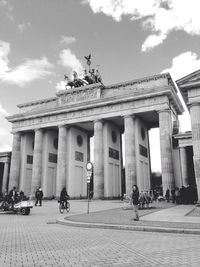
[58,87,101,105]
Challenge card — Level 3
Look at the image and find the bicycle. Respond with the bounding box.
[59,200,70,214]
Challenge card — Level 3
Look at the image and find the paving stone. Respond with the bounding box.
[0,200,200,266]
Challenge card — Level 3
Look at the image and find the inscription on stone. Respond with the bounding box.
[27,155,33,164]
[109,147,119,160]
[48,153,57,163]
[139,144,148,158]
[60,89,98,105]
[75,151,84,162]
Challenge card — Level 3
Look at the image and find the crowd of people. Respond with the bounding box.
[126,184,199,222]
[0,186,70,208]
[0,186,29,209]
[123,189,154,212]
[0,186,44,208]
[165,185,198,204]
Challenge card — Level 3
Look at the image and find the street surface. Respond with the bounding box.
[0,200,200,267]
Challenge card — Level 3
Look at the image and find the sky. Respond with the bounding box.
[1,0,200,171]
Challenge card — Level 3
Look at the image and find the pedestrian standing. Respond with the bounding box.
[131,185,140,221]
[165,188,170,202]
[8,186,17,206]
[171,188,175,203]
[35,188,39,206]
[35,187,43,206]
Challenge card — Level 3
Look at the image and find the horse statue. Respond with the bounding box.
[64,75,75,88]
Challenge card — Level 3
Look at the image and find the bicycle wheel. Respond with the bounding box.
[66,202,70,212]
[59,202,64,214]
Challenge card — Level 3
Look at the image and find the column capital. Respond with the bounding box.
[94,119,104,124]
[34,128,43,133]
[157,109,171,114]
[123,114,135,120]
[11,131,21,135]
[188,102,200,109]
[58,124,69,129]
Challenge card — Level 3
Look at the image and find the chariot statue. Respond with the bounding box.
[64,54,104,89]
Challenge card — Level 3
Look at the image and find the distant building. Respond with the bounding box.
[0,151,11,195]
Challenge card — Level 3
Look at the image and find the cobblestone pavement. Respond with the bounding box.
[0,201,200,267]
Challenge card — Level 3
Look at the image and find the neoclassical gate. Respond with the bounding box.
[7,73,183,198]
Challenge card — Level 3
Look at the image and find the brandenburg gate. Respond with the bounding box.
[6,73,183,199]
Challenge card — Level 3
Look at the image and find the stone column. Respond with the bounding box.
[56,125,68,198]
[31,129,43,197]
[159,109,174,195]
[120,130,124,198]
[94,120,104,198]
[189,103,200,201]
[87,134,91,162]
[9,132,21,190]
[2,162,9,193]
[180,147,188,187]
[124,115,136,194]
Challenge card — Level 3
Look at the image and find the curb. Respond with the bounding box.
[56,217,200,235]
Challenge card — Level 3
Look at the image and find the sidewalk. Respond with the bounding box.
[56,200,200,235]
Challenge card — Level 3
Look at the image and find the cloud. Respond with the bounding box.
[0,40,54,87]
[85,0,200,51]
[0,0,15,22]
[56,49,83,91]
[84,0,159,22]
[59,36,76,46]
[162,51,200,80]
[56,81,66,92]
[0,40,10,73]
[58,48,83,74]
[0,126,12,152]
[141,33,167,52]
[0,103,12,152]
[161,51,200,133]
[17,22,31,34]
[0,104,9,116]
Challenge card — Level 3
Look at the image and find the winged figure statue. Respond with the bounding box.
[84,54,91,66]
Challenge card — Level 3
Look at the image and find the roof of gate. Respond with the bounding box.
[7,72,184,122]
[176,69,200,104]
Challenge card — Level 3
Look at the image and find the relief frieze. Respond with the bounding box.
[12,95,167,132]
[59,88,100,105]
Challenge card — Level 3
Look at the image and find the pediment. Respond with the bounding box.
[176,69,200,87]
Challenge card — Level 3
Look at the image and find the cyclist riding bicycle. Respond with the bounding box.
[60,187,69,209]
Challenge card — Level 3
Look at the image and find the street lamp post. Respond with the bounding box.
[86,162,93,214]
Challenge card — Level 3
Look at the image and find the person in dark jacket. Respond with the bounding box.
[35,187,43,206]
[60,187,69,208]
[165,188,170,202]
[8,186,17,206]
[131,185,140,221]
[171,188,175,203]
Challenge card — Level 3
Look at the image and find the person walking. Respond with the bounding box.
[35,187,43,206]
[131,185,140,221]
